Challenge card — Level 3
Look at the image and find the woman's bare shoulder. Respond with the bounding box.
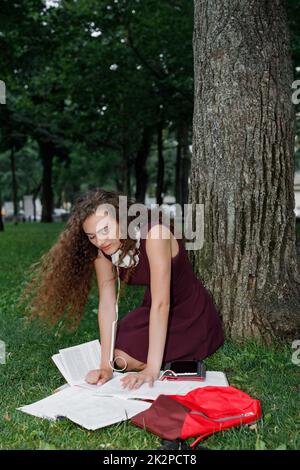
[94,249,113,268]
[94,251,115,291]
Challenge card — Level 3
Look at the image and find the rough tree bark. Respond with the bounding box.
[190,0,300,344]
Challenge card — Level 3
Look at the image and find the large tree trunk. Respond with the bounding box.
[135,126,153,203]
[39,141,54,223]
[190,0,300,344]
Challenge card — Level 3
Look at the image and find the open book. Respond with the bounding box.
[17,340,229,430]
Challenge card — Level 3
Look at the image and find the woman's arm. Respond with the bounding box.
[120,223,172,389]
[94,252,117,369]
[145,223,172,373]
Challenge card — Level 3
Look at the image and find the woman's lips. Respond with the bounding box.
[102,244,111,251]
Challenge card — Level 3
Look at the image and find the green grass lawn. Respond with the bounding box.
[0,222,299,450]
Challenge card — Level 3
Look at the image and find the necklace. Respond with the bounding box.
[110,228,141,268]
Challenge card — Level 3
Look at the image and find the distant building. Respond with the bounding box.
[2,197,42,221]
[23,195,42,221]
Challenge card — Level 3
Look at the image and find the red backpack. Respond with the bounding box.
[131,386,262,449]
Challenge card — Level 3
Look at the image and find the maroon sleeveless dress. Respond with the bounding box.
[101,210,224,369]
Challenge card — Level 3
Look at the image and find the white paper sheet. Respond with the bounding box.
[17,386,151,430]
[74,375,120,392]
[51,353,73,384]
[63,395,151,430]
[94,370,229,400]
[17,339,230,431]
[52,349,122,391]
[58,340,101,385]
[17,386,91,420]
[94,372,184,400]
[53,383,71,393]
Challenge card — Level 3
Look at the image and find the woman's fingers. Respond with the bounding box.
[121,374,139,390]
[121,373,154,390]
[97,371,113,386]
[97,377,108,385]
[85,369,112,385]
[120,370,157,390]
[85,370,98,383]
[133,379,145,389]
[141,377,154,388]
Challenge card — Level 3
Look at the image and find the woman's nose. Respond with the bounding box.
[98,238,109,247]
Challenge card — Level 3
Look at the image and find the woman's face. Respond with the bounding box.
[82,210,121,255]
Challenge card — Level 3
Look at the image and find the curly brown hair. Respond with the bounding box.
[17,188,144,329]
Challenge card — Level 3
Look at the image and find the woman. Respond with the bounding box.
[19,188,224,391]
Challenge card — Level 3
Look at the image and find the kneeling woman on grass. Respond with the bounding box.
[19,188,224,390]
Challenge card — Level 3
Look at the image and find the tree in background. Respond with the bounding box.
[1,0,299,228]
[0,0,194,218]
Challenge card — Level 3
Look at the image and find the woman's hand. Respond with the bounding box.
[85,368,113,386]
[120,367,160,390]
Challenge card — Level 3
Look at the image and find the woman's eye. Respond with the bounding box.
[96,226,109,236]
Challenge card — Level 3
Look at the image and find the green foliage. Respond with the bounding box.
[1,0,299,204]
[0,0,194,203]
[0,139,41,201]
